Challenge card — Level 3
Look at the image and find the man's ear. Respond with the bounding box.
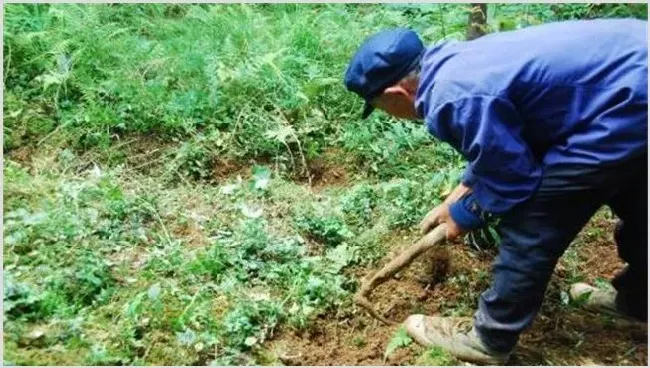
[383,85,411,98]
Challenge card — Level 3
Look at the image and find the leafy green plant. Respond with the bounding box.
[464,224,501,251]
[384,326,413,360]
[593,277,614,291]
[340,119,443,178]
[294,210,353,247]
[42,251,116,314]
[415,346,458,366]
[340,184,378,227]
[550,3,647,20]
[171,141,213,180]
[4,274,43,320]
[221,298,283,351]
[187,243,232,280]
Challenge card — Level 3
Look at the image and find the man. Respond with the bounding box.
[344,19,647,364]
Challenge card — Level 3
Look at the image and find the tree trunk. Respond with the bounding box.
[466,3,488,41]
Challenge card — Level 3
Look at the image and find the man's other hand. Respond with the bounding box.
[419,203,466,241]
[419,183,472,241]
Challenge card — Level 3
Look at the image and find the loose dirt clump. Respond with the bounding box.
[170,221,209,248]
[414,247,452,286]
[518,309,647,365]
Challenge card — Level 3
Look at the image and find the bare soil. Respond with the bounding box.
[268,215,648,366]
[291,148,353,190]
[6,145,35,166]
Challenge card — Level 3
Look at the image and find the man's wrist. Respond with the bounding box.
[445,183,473,205]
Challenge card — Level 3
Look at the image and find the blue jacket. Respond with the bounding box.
[415,19,648,230]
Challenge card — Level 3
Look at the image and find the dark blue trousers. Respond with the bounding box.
[473,154,648,353]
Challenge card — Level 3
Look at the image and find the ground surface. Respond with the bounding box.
[4,144,648,367]
[267,216,648,366]
[4,4,648,366]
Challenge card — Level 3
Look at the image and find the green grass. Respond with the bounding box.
[415,346,459,366]
[4,3,460,174]
[4,3,647,365]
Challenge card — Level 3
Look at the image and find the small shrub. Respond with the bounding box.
[340,184,378,227]
[294,212,353,247]
[4,274,44,320]
[220,298,283,351]
[43,252,116,310]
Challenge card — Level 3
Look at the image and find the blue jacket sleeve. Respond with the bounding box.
[449,192,485,229]
[461,166,477,187]
[427,95,542,228]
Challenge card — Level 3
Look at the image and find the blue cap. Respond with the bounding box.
[344,28,424,119]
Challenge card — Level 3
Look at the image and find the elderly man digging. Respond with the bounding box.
[344,19,647,365]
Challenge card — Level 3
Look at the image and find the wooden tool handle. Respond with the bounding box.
[354,224,448,324]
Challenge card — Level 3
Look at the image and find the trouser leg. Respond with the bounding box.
[473,157,644,352]
[607,156,648,321]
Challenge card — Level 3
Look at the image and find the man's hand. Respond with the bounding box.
[419,183,472,241]
[419,203,465,240]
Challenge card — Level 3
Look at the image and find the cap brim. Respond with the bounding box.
[361,102,374,119]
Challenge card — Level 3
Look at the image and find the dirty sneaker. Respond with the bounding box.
[569,283,622,317]
[403,315,510,365]
[570,283,648,330]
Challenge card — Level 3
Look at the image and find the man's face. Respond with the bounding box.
[370,80,421,120]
